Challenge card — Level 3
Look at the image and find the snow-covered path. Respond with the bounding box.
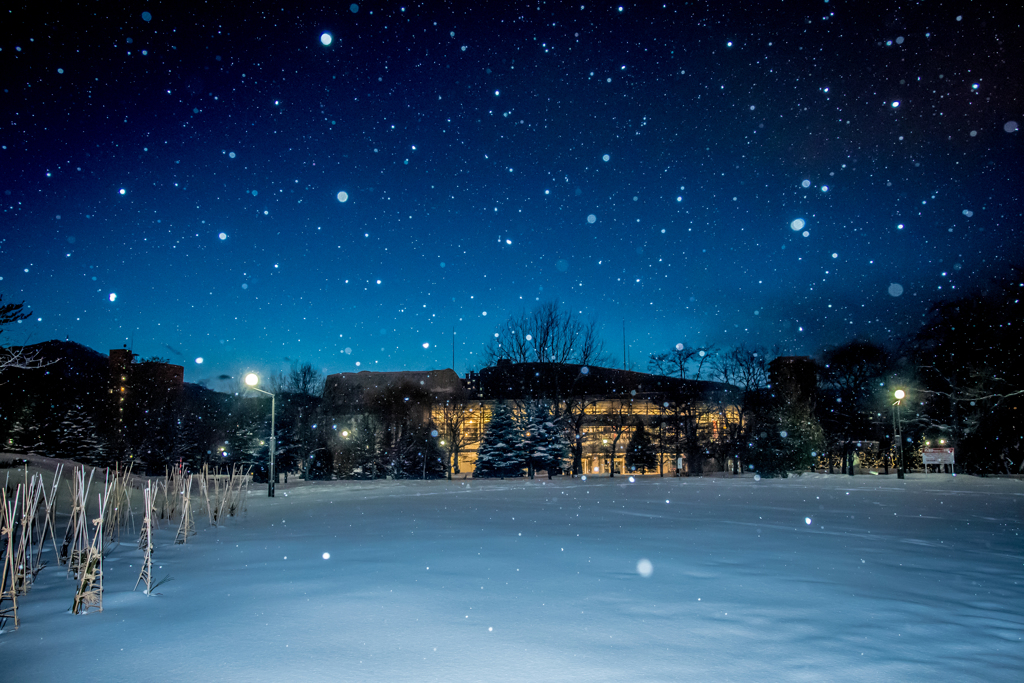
[3,474,1022,681]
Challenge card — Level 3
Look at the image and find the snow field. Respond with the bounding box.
[2,473,1022,682]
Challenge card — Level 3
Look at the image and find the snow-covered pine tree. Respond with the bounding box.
[58,405,106,464]
[625,421,657,474]
[7,404,46,455]
[230,419,268,479]
[394,426,447,479]
[474,402,525,478]
[521,402,569,478]
[169,412,206,471]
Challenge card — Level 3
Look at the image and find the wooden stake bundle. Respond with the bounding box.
[14,475,43,593]
[198,465,214,527]
[156,478,168,524]
[71,482,112,615]
[134,482,153,596]
[215,465,250,523]
[174,475,195,544]
[105,464,135,547]
[61,467,93,572]
[165,464,185,521]
[0,486,21,631]
[214,470,230,524]
[238,465,252,515]
[35,464,63,569]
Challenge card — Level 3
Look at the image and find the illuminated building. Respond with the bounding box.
[108,347,184,455]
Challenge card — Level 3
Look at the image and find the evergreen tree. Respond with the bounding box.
[521,402,569,478]
[305,446,334,480]
[625,421,657,474]
[169,411,208,470]
[10,418,45,455]
[7,404,45,455]
[230,417,269,479]
[58,404,106,464]
[394,426,447,479]
[271,420,304,479]
[134,404,179,474]
[748,405,823,478]
[355,413,385,478]
[474,402,525,478]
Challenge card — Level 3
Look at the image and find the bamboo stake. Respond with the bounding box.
[174,475,195,544]
[35,464,63,568]
[200,465,214,527]
[15,474,43,591]
[71,483,111,615]
[134,482,153,595]
[0,487,20,631]
[63,468,90,577]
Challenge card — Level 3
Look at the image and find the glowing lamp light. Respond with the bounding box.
[894,389,905,400]
[245,373,259,387]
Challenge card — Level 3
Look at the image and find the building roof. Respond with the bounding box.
[324,369,464,406]
[477,362,738,402]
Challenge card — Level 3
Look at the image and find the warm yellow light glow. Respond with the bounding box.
[245,373,259,387]
[894,389,905,400]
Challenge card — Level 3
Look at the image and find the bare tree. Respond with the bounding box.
[287,362,325,397]
[549,388,600,477]
[711,344,773,472]
[437,396,473,479]
[647,344,716,476]
[484,302,609,367]
[0,295,47,375]
[818,341,892,474]
[597,398,635,477]
[649,342,716,380]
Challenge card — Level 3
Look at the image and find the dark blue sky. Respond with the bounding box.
[2,1,1019,388]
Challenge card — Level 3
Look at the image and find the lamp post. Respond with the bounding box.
[893,389,905,480]
[245,373,276,497]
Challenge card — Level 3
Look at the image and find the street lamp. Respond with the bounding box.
[245,373,276,497]
[893,389,905,479]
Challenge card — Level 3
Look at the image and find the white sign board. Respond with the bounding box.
[922,447,955,465]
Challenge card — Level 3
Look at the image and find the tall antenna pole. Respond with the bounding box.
[452,326,456,372]
[622,320,627,370]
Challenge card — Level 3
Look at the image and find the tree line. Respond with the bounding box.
[1,267,1021,478]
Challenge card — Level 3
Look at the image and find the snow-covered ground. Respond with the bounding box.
[3,473,1022,681]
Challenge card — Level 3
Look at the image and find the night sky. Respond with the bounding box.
[2,1,1020,388]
